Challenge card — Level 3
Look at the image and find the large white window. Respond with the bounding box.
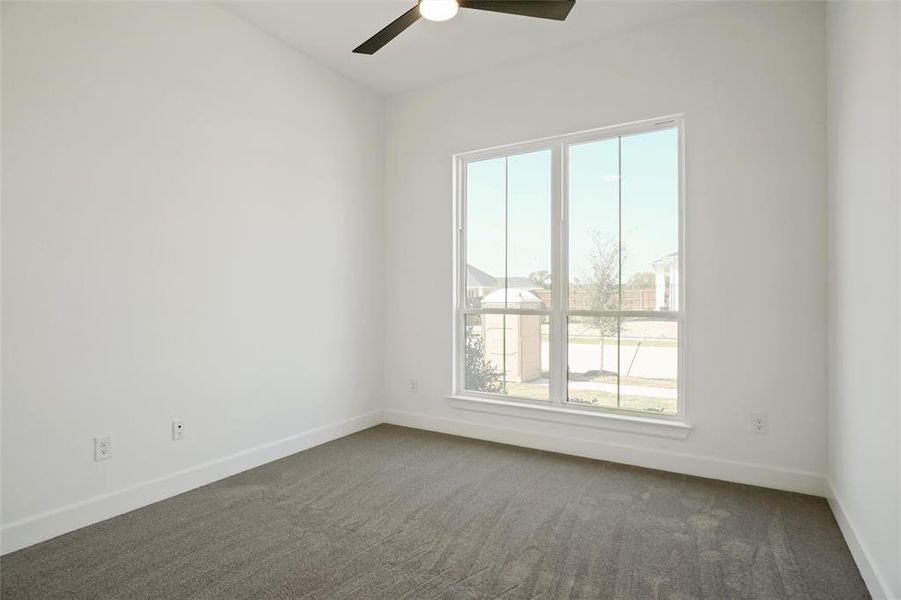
[454,117,684,420]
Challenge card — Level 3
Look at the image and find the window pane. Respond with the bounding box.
[568,138,619,311]
[464,313,503,394]
[566,315,620,408]
[618,318,678,415]
[507,150,552,308]
[566,316,678,414]
[621,128,679,311]
[462,123,681,414]
[464,312,549,401]
[466,157,505,307]
[504,314,550,401]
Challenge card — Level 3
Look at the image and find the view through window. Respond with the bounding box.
[458,120,681,417]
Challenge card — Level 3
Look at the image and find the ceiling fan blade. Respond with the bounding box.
[353,5,421,54]
[459,0,575,21]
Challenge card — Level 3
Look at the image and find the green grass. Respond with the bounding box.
[568,391,677,414]
[541,335,676,348]
[502,382,551,401]
[568,373,677,389]
[503,382,677,415]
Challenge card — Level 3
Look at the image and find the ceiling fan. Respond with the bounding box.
[353,0,576,55]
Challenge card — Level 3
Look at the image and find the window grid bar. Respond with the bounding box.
[463,308,552,316]
[560,140,570,407]
[616,135,622,409]
[503,156,508,390]
[566,310,679,319]
[455,158,465,394]
[550,142,564,407]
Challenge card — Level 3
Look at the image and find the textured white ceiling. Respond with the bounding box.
[219,1,704,95]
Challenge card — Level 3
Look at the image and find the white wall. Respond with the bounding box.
[10,4,896,587]
[1,2,384,552]
[826,3,901,598]
[383,2,828,494]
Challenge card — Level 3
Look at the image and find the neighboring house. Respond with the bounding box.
[479,288,543,383]
[468,254,676,312]
[467,265,545,298]
[652,252,679,311]
[496,276,551,306]
[497,276,540,291]
[466,264,496,299]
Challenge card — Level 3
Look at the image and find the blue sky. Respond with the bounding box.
[466,127,678,287]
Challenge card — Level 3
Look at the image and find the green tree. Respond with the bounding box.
[464,321,505,394]
[625,271,655,290]
[584,232,622,374]
[528,270,551,289]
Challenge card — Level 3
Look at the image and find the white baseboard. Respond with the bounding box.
[0,408,835,561]
[826,480,896,600]
[1,410,384,555]
[383,409,827,497]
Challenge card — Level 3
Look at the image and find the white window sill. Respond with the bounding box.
[447,395,692,440]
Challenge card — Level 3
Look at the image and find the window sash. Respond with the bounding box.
[454,115,684,421]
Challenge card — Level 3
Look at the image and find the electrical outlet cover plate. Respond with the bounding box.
[752,414,768,435]
[172,419,184,441]
[94,436,111,461]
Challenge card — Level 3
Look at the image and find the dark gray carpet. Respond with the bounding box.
[1,425,868,599]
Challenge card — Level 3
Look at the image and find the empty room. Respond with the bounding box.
[1,0,899,598]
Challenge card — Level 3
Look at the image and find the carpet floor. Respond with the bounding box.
[1,425,868,599]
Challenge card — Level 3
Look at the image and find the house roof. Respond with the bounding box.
[481,288,542,306]
[652,252,678,266]
[466,264,496,289]
[466,267,543,291]
[497,277,540,290]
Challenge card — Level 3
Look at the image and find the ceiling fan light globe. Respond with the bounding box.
[419,0,459,21]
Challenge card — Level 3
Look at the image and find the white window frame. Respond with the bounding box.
[451,115,688,436]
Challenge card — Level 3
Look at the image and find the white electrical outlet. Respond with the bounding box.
[409,379,419,394]
[94,436,111,461]
[752,414,768,435]
[172,419,184,441]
